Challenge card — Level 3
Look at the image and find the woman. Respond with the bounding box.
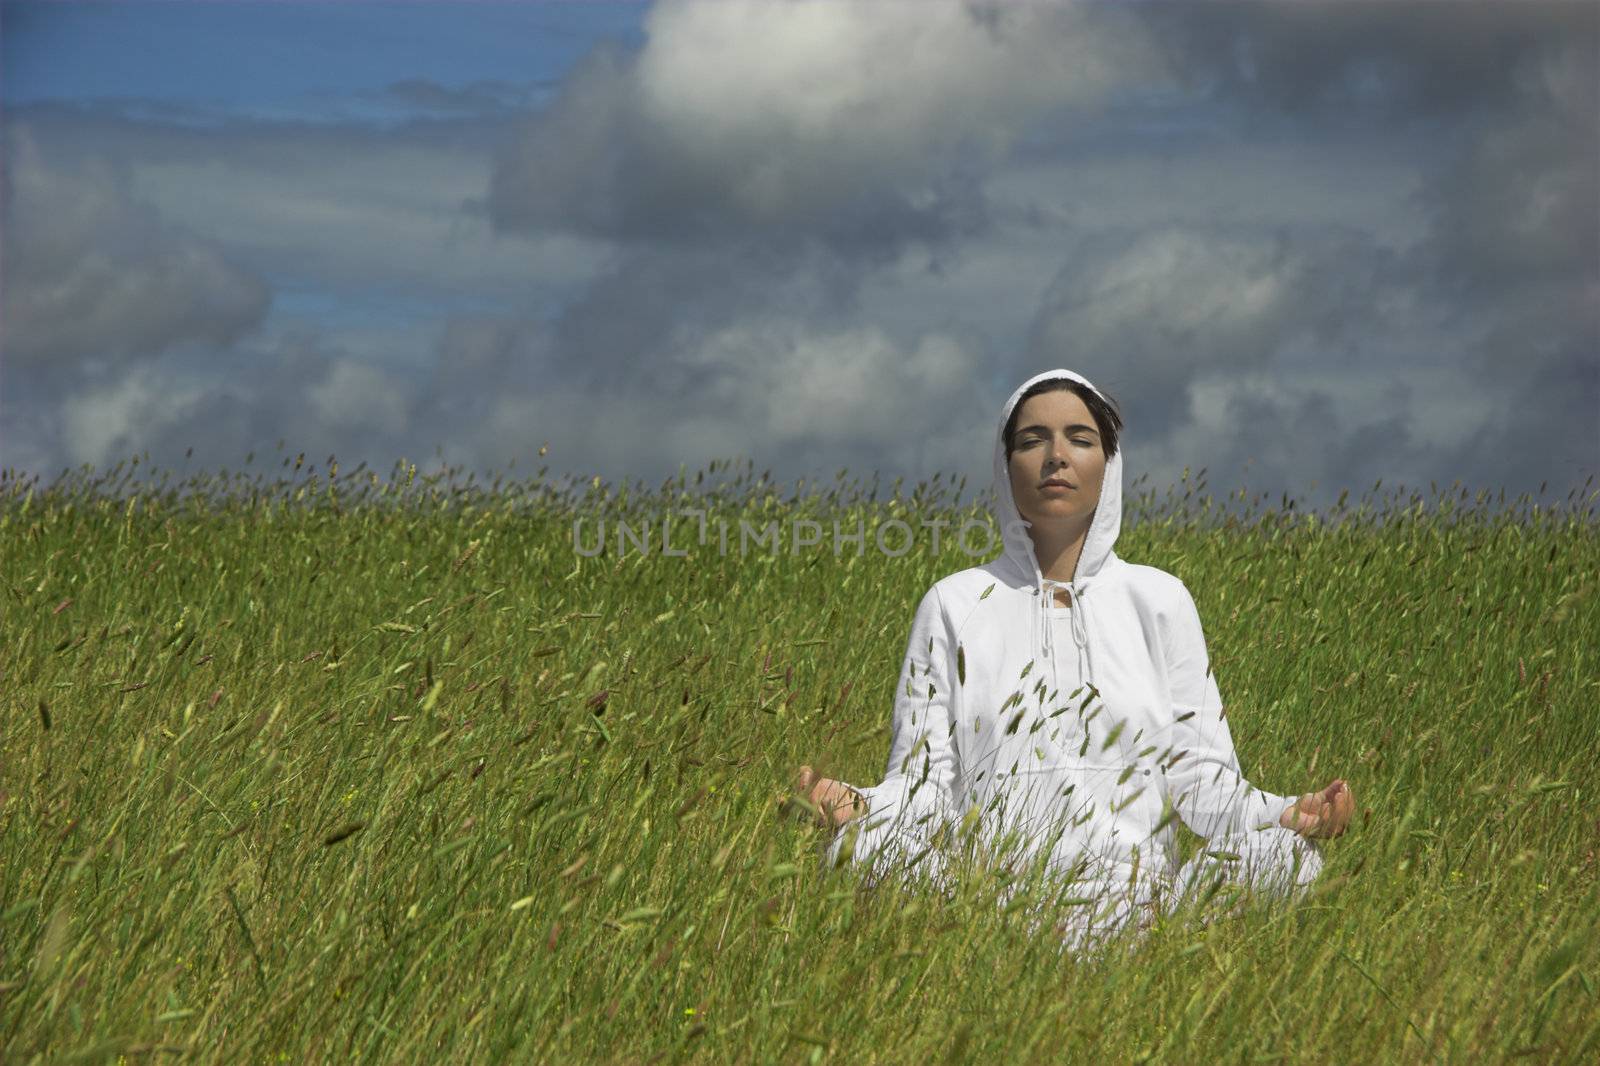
[793,369,1353,948]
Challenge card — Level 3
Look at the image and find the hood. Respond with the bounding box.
[990,368,1124,691]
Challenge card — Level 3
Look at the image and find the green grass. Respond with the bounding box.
[3,455,1598,1064]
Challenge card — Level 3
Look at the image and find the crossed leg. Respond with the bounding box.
[1171,825,1324,910]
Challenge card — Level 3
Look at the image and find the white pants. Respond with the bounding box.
[830,824,1324,958]
[825,813,1324,954]
[1047,827,1324,956]
[1169,825,1325,907]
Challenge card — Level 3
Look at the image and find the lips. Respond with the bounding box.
[1041,479,1074,489]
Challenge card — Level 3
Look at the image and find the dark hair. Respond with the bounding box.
[1003,378,1124,461]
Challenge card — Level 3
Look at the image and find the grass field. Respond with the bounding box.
[3,456,1598,1064]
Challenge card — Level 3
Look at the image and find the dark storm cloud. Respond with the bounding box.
[1057,0,1598,498]
[7,332,421,479]
[1401,21,1598,491]
[1418,77,1598,298]
[1135,0,1593,121]
[1025,223,1406,434]
[1203,386,1423,499]
[546,244,859,392]
[2,124,271,371]
[413,243,863,415]
[410,241,997,482]
[1447,282,1600,491]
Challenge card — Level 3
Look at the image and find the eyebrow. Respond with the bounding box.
[1015,422,1100,438]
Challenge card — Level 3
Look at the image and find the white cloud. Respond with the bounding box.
[309,359,413,436]
[490,0,1162,247]
[632,0,1152,217]
[690,320,979,444]
[58,363,208,468]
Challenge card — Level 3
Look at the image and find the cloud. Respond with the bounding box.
[17,333,417,475]
[56,363,210,471]
[1399,22,1599,491]
[488,0,1159,254]
[1442,281,1600,491]
[1021,207,1594,496]
[1025,224,1402,433]
[308,358,413,437]
[1136,0,1594,120]
[412,249,996,482]
[548,242,871,389]
[1015,2,1599,499]
[1417,45,1598,297]
[5,103,612,299]
[2,124,270,370]
[1184,376,1424,497]
[5,0,1591,505]
[466,320,991,484]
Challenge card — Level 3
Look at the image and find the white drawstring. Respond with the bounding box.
[1038,577,1092,698]
[1070,584,1091,688]
[1036,576,1049,694]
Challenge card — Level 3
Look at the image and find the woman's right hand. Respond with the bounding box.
[1279,778,1354,838]
[793,765,866,830]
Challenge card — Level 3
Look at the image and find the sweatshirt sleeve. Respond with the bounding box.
[824,583,959,885]
[1158,580,1294,839]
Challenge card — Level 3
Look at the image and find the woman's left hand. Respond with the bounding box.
[790,765,867,830]
[1279,779,1354,839]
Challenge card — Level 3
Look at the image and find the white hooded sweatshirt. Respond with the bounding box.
[826,369,1304,926]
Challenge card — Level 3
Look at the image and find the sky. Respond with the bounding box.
[3,0,1596,505]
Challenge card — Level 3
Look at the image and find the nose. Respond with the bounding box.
[1048,438,1070,469]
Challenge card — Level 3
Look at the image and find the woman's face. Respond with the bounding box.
[1006,388,1107,530]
